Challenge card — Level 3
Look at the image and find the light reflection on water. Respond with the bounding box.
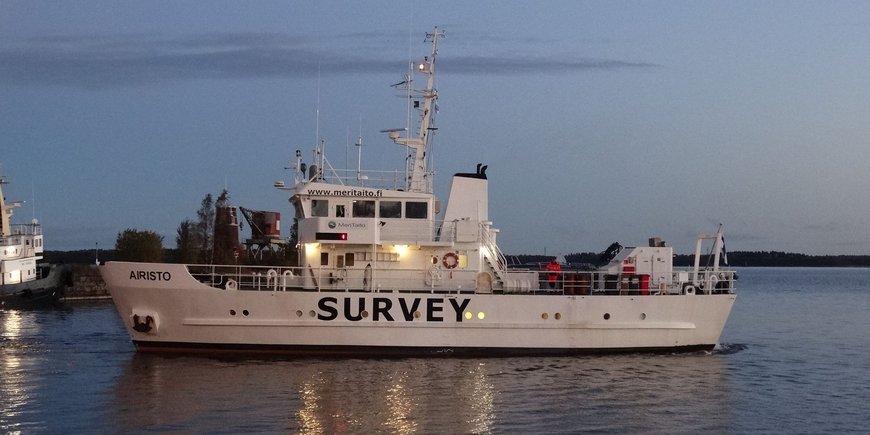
[1,311,28,433]
[111,354,500,433]
[105,348,728,433]
[4,268,870,432]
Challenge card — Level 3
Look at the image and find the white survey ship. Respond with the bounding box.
[101,29,736,356]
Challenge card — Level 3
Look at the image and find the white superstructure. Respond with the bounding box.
[101,28,736,356]
[1,177,44,286]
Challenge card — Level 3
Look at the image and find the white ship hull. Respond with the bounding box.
[102,262,735,356]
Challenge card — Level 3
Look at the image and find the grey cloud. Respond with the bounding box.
[0,32,655,90]
[443,55,656,75]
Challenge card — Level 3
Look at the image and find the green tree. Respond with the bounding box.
[196,193,215,263]
[175,219,200,263]
[115,228,164,262]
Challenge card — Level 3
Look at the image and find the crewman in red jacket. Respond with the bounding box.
[546,259,562,289]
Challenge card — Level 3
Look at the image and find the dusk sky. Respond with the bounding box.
[3,1,870,256]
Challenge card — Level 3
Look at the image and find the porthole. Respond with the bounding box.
[230,309,236,316]
[362,310,369,318]
[640,313,646,320]
[309,310,316,317]
[243,310,250,316]
[541,313,549,320]
[603,313,611,320]
[555,313,562,320]
[296,310,303,317]
[465,312,472,320]
[477,312,485,320]
[414,311,422,319]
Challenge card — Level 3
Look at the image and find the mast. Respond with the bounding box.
[386,27,444,193]
[0,177,7,236]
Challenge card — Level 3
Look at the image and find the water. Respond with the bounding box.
[2,268,870,433]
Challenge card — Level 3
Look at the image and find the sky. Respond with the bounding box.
[3,1,870,256]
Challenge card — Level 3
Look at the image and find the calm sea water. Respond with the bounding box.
[3,268,870,433]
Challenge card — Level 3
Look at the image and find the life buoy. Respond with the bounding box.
[226,279,238,290]
[683,284,696,295]
[442,252,459,269]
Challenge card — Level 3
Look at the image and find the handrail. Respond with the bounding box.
[184,263,735,295]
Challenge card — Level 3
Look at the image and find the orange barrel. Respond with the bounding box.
[578,272,591,295]
[563,272,575,295]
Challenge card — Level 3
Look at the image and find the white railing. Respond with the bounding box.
[306,168,435,193]
[185,264,735,295]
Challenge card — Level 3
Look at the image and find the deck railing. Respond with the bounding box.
[185,264,735,295]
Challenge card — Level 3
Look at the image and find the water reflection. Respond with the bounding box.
[112,351,728,433]
[0,311,30,431]
[1,311,35,433]
[114,355,500,433]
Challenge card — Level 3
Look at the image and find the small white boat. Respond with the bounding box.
[101,28,736,356]
[1,176,67,309]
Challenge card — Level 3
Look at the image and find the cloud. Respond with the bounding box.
[443,55,656,75]
[0,32,656,90]
[802,222,841,232]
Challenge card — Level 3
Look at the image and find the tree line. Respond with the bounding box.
[505,251,870,268]
[88,190,296,265]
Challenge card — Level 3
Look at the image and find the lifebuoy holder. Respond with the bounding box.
[442,252,459,269]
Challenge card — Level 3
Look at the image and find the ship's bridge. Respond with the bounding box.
[290,183,441,245]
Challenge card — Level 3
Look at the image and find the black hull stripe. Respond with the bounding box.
[132,341,716,358]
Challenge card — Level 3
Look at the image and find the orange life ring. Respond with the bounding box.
[442,252,459,269]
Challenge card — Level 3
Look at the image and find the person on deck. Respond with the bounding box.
[546,259,562,289]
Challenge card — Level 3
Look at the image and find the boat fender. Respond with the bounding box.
[442,252,459,269]
[683,284,696,295]
[226,279,238,290]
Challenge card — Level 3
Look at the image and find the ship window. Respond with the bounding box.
[346,253,355,267]
[337,255,344,268]
[336,204,345,218]
[352,200,375,218]
[312,200,329,217]
[320,252,329,266]
[376,252,399,262]
[379,201,402,218]
[405,201,427,219]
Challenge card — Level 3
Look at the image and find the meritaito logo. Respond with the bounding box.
[308,188,383,197]
[328,221,337,229]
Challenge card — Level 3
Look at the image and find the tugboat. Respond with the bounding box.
[0,175,67,309]
[100,28,736,356]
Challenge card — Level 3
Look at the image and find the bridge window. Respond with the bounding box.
[380,201,402,218]
[352,200,375,218]
[312,200,329,217]
[405,201,427,219]
[346,253,355,267]
[336,204,345,217]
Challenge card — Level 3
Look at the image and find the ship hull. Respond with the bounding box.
[102,262,735,356]
[0,265,68,310]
